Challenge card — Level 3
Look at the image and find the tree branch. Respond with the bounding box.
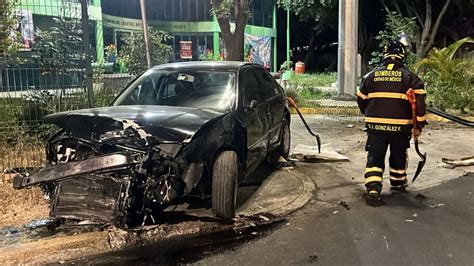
[424,0,451,54]
[381,0,391,13]
[403,0,423,25]
[391,0,402,14]
[417,0,432,57]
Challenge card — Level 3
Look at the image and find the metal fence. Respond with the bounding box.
[0,68,133,174]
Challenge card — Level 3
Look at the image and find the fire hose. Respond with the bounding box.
[427,107,474,127]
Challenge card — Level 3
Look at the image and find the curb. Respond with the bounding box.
[262,169,317,217]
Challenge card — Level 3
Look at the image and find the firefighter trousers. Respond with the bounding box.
[364,132,411,192]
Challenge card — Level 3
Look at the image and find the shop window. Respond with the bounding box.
[190,0,197,21]
[263,0,274,27]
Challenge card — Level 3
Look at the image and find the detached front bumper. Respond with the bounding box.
[13,153,137,189]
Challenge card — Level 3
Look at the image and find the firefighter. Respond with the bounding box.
[357,39,427,199]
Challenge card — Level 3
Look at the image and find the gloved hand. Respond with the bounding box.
[412,128,422,140]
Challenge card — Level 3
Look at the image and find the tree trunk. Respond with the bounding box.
[221,29,245,61]
[211,0,249,62]
[416,0,451,58]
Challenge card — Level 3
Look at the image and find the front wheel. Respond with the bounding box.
[212,150,239,220]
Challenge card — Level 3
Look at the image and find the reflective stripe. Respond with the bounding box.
[389,168,406,174]
[357,91,368,100]
[368,92,408,100]
[384,54,403,59]
[390,175,407,181]
[365,176,383,184]
[417,115,427,122]
[365,167,384,173]
[414,89,426,94]
[365,117,413,125]
[387,64,394,70]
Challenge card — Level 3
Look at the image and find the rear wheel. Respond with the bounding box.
[212,150,239,220]
[267,119,291,163]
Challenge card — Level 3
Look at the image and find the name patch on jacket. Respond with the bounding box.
[367,124,401,132]
[373,70,403,82]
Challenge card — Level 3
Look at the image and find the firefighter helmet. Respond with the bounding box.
[383,41,406,61]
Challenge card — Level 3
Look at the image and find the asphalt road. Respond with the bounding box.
[190,174,474,265]
[187,115,474,265]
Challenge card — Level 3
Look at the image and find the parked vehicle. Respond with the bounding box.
[14,61,291,228]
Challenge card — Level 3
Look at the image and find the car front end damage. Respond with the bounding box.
[13,114,207,228]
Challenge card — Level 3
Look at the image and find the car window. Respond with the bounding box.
[241,67,268,106]
[255,68,279,98]
[113,69,237,111]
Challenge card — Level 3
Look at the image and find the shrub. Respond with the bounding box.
[415,37,474,113]
[369,11,418,69]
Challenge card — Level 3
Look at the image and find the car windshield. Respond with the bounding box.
[113,69,237,111]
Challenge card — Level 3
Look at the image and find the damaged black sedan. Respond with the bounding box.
[14,62,290,228]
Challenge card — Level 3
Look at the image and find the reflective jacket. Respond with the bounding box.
[357,61,427,134]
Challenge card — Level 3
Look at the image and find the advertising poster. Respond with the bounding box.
[180,41,193,59]
[18,10,34,48]
[244,34,271,69]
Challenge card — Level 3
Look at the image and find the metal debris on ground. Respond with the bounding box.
[332,211,339,214]
[442,156,474,167]
[405,219,414,222]
[292,144,349,162]
[412,213,418,218]
[339,201,351,210]
[429,203,445,208]
[277,156,296,170]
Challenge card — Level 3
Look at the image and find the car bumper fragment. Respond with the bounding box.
[13,154,137,189]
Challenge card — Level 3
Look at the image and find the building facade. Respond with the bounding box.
[15,0,277,70]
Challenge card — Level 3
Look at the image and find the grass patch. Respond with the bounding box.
[289,72,337,88]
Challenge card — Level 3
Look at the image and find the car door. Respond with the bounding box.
[254,68,285,147]
[240,66,269,172]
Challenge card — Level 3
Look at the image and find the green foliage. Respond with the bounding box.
[211,0,233,19]
[279,61,293,72]
[287,73,336,100]
[290,72,336,87]
[31,14,83,68]
[415,37,474,113]
[199,50,223,61]
[119,27,173,75]
[369,12,419,68]
[0,0,21,67]
[277,0,338,28]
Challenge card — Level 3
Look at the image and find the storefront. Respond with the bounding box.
[101,0,277,70]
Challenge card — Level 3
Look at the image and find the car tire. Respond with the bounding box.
[267,118,291,163]
[212,150,239,220]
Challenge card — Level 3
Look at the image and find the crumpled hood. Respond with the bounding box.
[44,105,225,143]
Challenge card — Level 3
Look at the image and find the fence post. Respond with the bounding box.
[80,0,95,108]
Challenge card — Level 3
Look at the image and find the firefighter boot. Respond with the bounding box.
[366,182,382,200]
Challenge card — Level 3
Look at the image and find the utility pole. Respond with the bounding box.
[286,9,290,63]
[337,0,359,96]
[140,0,151,69]
[80,0,94,108]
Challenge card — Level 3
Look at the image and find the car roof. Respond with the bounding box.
[152,61,256,71]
